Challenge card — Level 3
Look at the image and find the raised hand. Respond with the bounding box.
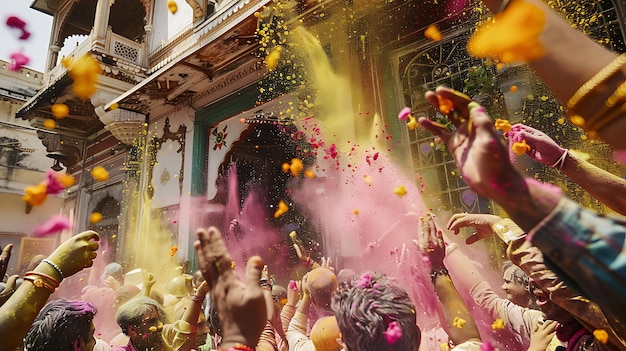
[447,213,503,245]
[0,275,18,306]
[47,230,99,279]
[528,320,558,351]
[0,244,13,280]
[286,280,301,307]
[507,124,567,166]
[195,227,266,349]
[419,87,525,203]
[416,213,446,269]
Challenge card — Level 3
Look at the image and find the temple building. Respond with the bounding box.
[14,0,626,275]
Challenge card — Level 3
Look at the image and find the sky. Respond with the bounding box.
[1,1,193,73]
[1,1,53,72]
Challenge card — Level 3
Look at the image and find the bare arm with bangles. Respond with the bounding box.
[478,0,626,150]
[0,230,100,351]
[177,281,211,351]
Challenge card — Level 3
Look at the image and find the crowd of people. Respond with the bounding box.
[2,0,626,350]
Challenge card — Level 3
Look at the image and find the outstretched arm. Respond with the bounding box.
[508,124,626,216]
[417,213,481,345]
[419,88,626,333]
[478,0,623,148]
[0,231,99,351]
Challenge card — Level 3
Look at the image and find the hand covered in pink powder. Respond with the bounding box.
[416,212,446,269]
[507,124,566,165]
[419,87,525,202]
[447,213,503,245]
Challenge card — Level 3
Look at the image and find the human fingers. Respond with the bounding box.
[447,213,473,233]
[195,228,219,288]
[194,238,214,288]
[418,117,453,142]
[465,233,486,245]
[244,256,264,295]
[76,230,100,242]
[0,244,13,277]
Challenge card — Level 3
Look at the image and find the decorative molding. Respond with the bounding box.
[146,117,186,198]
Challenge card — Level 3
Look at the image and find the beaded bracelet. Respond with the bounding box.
[42,259,64,280]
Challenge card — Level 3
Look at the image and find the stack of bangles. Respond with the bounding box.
[23,271,59,293]
[567,54,626,136]
[220,344,255,351]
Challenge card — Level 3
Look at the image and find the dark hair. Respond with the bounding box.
[24,299,96,351]
[116,296,168,335]
[331,272,420,351]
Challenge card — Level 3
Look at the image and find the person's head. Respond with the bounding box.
[116,296,168,350]
[192,270,205,290]
[336,268,357,284]
[24,299,96,351]
[101,262,124,286]
[332,272,420,351]
[501,262,534,307]
[272,284,287,308]
[307,267,337,310]
[115,284,141,309]
[529,281,576,325]
[310,316,342,351]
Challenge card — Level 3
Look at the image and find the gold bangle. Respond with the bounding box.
[24,271,60,287]
[491,218,525,244]
[582,80,626,131]
[24,276,56,293]
[587,102,626,135]
[568,54,626,109]
[567,54,626,125]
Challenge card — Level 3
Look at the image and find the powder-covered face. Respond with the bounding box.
[501,266,529,307]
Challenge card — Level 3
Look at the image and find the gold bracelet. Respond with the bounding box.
[491,218,525,244]
[587,102,626,136]
[24,271,60,287]
[584,81,626,131]
[567,54,626,126]
[24,276,56,293]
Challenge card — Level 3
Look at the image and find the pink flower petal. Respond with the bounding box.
[355,272,373,288]
[383,321,403,345]
[398,107,411,121]
[6,16,26,30]
[33,215,72,237]
[8,52,29,71]
[6,16,30,40]
[45,170,65,195]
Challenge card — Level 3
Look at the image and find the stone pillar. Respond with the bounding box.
[93,0,114,49]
